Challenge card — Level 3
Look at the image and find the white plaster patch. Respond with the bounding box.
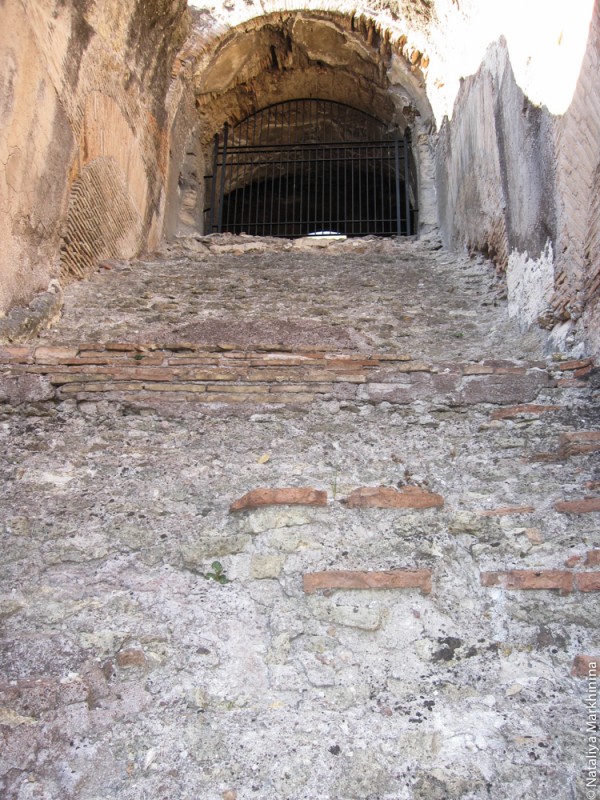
[506,241,554,330]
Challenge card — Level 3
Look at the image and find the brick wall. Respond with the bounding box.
[435,5,600,355]
[554,0,600,349]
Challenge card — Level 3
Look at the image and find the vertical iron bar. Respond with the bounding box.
[231,125,240,234]
[261,109,269,236]
[247,112,257,234]
[358,147,362,236]
[336,141,341,234]
[313,104,318,233]
[404,130,411,236]
[217,124,229,234]
[343,144,347,235]
[284,99,292,237]
[299,100,305,236]
[321,131,326,233]
[372,144,377,234]
[209,132,219,233]
[379,143,385,235]
[351,144,355,236]
[363,146,369,235]
[270,108,276,236]
[276,107,283,235]
[387,143,393,235]
[254,110,261,235]
[240,119,248,234]
[394,131,402,236]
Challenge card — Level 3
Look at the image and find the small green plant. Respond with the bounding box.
[331,468,339,500]
[202,561,231,584]
[133,353,144,361]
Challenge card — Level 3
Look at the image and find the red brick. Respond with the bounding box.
[585,481,600,490]
[54,366,179,383]
[574,365,593,378]
[230,488,328,512]
[559,431,600,456]
[480,570,573,593]
[490,404,560,420]
[59,357,114,366]
[554,497,600,513]
[34,346,79,364]
[303,569,432,594]
[558,358,593,371]
[584,550,600,567]
[575,573,600,592]
[376,354,412,362]
[571,655,599,677]
[557,378,588,388]
[104,342,143,352]
[492,367,532,375]
[478,505,535,516]
[166,356,220,366]
[342,485,444,510]
[529,452,564,463]
[76,344,107,352]
[463,364,495,375]
[564,555,583,568]
[481,359,527,369]
[0,346,33,364]
[184,368,244,381]
[158,342,200,352]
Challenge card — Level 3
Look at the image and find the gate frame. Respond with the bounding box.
[205,99,418,238]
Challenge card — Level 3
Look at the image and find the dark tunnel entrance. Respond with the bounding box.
[206,99,418,237]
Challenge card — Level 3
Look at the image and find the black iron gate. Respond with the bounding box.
[205,99,417,238]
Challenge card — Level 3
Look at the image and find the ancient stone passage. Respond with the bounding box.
[1,236,599,800]
[207,100,417,237]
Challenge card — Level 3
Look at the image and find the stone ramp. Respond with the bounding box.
[32,235,547,361]
[0,240,599,800]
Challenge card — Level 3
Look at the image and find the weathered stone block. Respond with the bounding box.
[360,375,433,404]
[180,535,251,566]
[251,555,284,579]
[0,374,55,404]
[303,569,432,594]
[116,648,147,668]
[459,371,552,405]
[490,404,560,420]
[478,505,535,516]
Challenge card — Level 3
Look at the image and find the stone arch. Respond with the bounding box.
[165,7,436,237]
